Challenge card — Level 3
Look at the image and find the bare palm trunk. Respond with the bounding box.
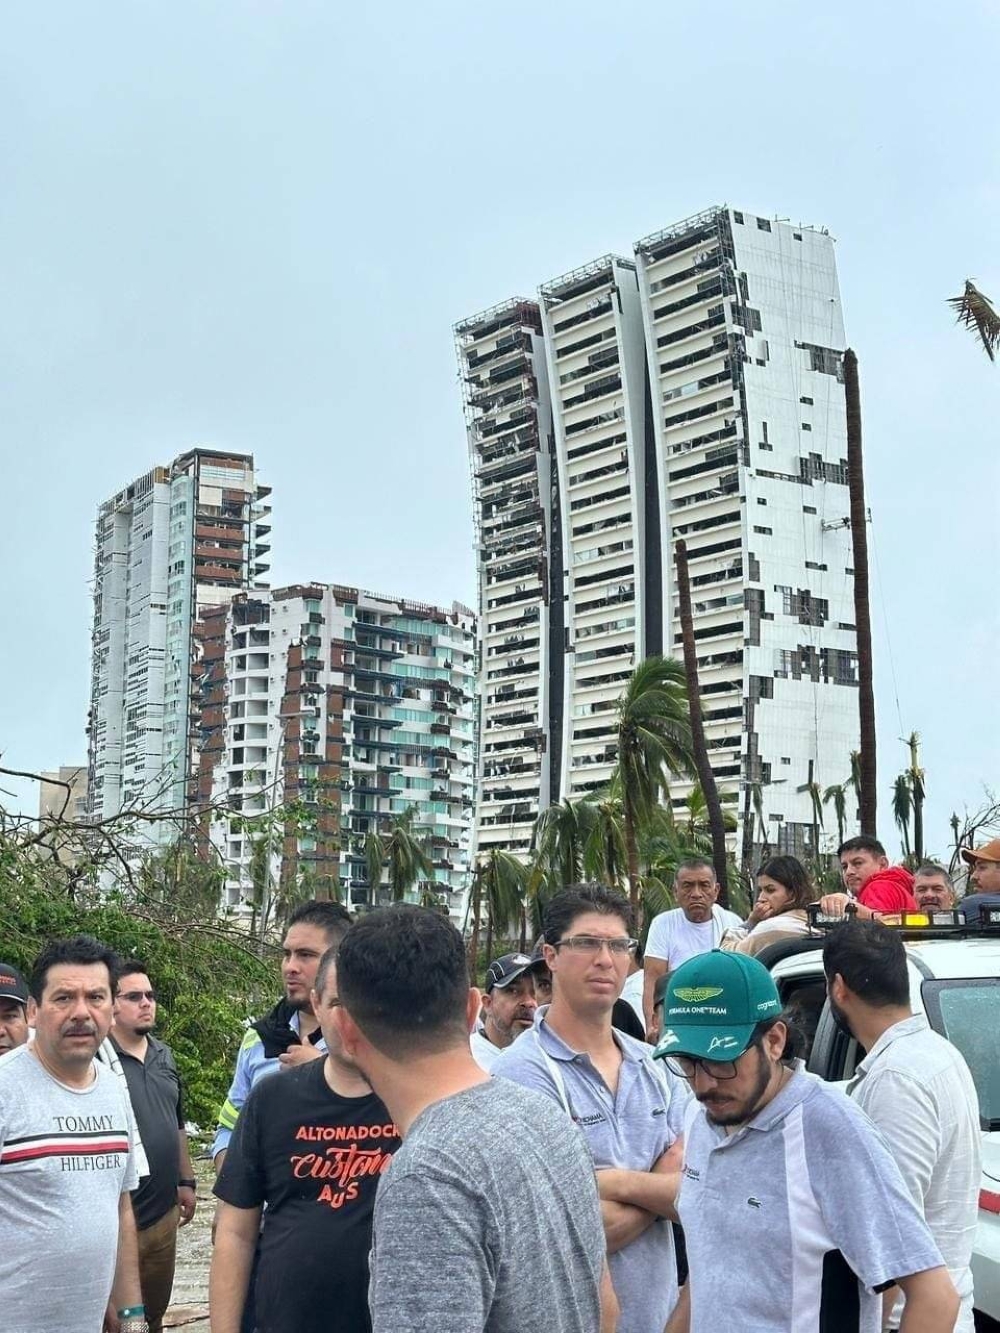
[467,868,483,974]
[844,349,877,837]
[484,902,494,969]
[625,805,641,924]
[675,539,729,905]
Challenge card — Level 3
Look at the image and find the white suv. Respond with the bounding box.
[761,931,1000,1325]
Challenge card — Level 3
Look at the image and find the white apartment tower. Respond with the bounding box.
[87,449,270,830]
[458,206,860,865]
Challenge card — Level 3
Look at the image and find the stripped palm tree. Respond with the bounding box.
[844,350,877,836]
[891,774,913,864]
[467,847,528,975]
[582,794,629,892]
[948,281,1000,361]
[806,779,825,867]
[364,805,432,904]
[906,732,926,864]
[823,783,848,849]
[613,656,695,920]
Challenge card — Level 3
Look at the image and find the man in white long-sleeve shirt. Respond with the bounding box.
[824,920,981,1332]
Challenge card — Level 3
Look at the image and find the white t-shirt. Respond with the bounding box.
[620,969,645,1027]
[645,905,744,970]
[470,1027,503,1072]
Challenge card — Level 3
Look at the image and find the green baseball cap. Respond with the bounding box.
[652,949,781,1064]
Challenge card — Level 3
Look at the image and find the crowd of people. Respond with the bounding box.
[1,833,999,1332]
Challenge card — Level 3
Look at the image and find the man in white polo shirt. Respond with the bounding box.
[654,949,958,1332]
[824,920,981,1332]
[643,859,742,1038]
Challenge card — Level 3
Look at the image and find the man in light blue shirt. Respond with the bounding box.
[493,884,687,1333]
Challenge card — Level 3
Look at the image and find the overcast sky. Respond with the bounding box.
[2,0,997,857]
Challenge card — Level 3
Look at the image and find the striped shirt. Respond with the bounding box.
[0,1044,139,1333]
[678,1062,943,1332]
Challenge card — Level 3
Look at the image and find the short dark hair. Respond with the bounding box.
[30,935,120,1003]
[822,920,909,1008]
[757,856,815,911]
[837,835,886,859]
[287,900,353,943]
[314,943,342,1001]
[914,862,953,887]
[336,906,469,1058]
[542,884,633,945]
[751,1013,802,1066]
[115,959,151,990]
[675,857,715,883]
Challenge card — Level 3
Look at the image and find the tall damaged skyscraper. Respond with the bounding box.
[86,448,271,835]
[457,205,860,865]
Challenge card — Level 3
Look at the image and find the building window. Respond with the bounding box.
[793,232,802,241]
[757,218,772,232]
[753,526,772,535]
[802,422,812,432]
[757,498,767,506]
[800,396,814,405]
[733,211,744,224]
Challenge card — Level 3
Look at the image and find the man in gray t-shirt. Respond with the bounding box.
[333,906,613,1332]
[0,936,142,1333]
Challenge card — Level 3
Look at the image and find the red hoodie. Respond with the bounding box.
[858,865,917,913]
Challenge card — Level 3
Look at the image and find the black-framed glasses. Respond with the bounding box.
[554,935,638,957]
[120,990,156,1004]
[662,1053,742,1081]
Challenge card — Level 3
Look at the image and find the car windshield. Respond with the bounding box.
[922,979,1000,1130]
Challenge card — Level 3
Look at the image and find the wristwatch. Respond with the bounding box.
[178,1177,197,1189]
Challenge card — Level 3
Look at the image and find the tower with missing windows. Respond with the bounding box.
[458,205,860,865]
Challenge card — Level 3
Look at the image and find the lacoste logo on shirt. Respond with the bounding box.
[747,1197,763,1209]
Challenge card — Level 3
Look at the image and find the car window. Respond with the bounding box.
[922,978,1000,1129]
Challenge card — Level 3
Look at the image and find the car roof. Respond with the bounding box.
[768,936,1000,982]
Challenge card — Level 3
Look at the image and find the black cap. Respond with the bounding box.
[485,952,536,994]
[0,964,29,1008]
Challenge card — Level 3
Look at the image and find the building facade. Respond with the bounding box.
[458,206,860,865]
[86,449,270,835]
[193,584,476,917]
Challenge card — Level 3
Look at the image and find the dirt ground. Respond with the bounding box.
[163,1156,213,1330]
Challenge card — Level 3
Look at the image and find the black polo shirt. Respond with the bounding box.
[111,1034,185,1230]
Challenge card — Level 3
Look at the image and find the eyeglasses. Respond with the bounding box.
[554,935,637,957]
[119,990,157,1004]
[662,1053,743,1081]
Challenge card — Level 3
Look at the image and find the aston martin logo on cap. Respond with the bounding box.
[674,986,724,1003]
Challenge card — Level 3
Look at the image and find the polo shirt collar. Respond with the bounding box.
[533,1006,642,1064]
[704,1061,813,1143]
[854,1012,928,1076]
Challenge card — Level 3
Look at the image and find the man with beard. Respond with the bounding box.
[0,935,145,1333]
[211,900,352,1168]
[470,953,537,1071]
[823,922,980,1332]
[654,950,958,1333]
[211,946,401,1333]
[111,960,198,1333]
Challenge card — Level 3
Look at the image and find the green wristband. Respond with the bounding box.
[118,1307,145,1319]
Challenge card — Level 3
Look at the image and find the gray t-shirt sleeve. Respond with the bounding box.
[805,1096,943,1292]
[370,1167,496,1331]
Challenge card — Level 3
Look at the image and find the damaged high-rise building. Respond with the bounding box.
[192,584,476,918]
[86,449,271,836]
[457,205,860,865]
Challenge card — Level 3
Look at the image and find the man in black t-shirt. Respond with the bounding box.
[210,943,401,1333]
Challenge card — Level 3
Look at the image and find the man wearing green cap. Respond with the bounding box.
[654,950,959,1332]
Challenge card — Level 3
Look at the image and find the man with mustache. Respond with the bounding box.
[469,953,538,1071]
[0,935,146,1333]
